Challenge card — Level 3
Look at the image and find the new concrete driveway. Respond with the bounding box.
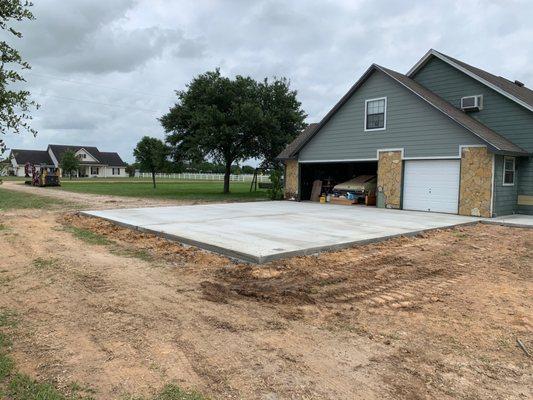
[83,201,480,263]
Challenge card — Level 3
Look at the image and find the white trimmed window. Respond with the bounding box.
[364,97,387,131]
[503,156,515,186]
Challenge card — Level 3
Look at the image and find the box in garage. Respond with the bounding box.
[330,197,355,206]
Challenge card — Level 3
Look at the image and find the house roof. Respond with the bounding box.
[277,124,319,160]
[407,49,533,112]
[376,65,527,155]
[10,149,54,166]
[99,152,127,167]
[48,144,103,163]
[279,64,528,159]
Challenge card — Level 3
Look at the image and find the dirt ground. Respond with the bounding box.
[0,196,532,399]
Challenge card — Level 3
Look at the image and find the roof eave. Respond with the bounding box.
[407,50,533,112]
[491,149,530,157]
[287,65,379,157]
[376,66,527,156]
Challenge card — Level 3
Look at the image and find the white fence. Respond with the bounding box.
[135,172,270,183]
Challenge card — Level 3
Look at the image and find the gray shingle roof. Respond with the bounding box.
[376,65,528,155]
[99,152,127,167]
[409,49,533,111]
[279,64,528,159]
[10,149,54,165]
[276,124,319,160]
[48,144,102,163]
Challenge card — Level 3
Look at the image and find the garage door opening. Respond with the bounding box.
[299,161,378,203]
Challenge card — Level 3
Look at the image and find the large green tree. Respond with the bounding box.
[255,77,307,168]
[60,150,79,179]
[133,136,169,189]
[160,69,306,193]
[0,0,38,154]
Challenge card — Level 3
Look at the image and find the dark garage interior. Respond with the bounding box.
[299,161,378,200]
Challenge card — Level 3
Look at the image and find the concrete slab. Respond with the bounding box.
[483,214,533,228]
[82,202,481,263]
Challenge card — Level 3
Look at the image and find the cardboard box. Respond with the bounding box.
[330,197,355,206]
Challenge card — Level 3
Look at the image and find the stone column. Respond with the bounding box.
[284,159,299,199]
[459,146,493,217]
[377,150,403,209]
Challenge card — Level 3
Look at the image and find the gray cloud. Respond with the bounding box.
[4,0,533,163]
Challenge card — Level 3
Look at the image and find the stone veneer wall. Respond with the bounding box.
[284,159,299,198]
[459,146,493,217]
[377,151,403,209]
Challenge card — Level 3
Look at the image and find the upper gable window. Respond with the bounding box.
[365,97,387,131]
[503,156,515,186]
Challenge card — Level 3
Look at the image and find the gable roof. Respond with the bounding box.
[48,144,102,163]
[377,66,527,155]
[277,124,319,160]
[407,49,533,112]
[279,65,528,159]
[99,152,127,166]
[10,149,54,166]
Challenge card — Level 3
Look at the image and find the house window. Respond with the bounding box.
[112,168,120,175]
[365,97,387,131]
[503,157,515,186]
[78,153,86,159]
[90,167,99,175]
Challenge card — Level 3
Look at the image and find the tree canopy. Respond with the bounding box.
[133,136,169,188]
[59,150,79,179]
[0,0,39,154]
[160,69,306,193]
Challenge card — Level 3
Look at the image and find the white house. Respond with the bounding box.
[9,144,127,178]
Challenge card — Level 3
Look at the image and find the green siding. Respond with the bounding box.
[413,56,533,215]
[493,155,518,216]
[298,70,482,162]
[413,57,533,152]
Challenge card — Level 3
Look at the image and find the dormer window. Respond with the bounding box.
[364,97,387,131]
[78,153,86,159]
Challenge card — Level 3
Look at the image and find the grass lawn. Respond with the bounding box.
[57,180,269,201]
[0,188,69,210]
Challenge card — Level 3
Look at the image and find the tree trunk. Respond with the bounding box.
[223,160,232,194]
[151,171,156,189]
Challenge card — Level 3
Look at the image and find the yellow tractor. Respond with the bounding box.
[24,163,61,187]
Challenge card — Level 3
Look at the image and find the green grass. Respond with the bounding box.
[63,226,112,245]
[0,188,68,210]
[33,257,59,269]
[110,247,155,262]
[154,384,208,400]
[58,180,268,201]
[0,224,7,231]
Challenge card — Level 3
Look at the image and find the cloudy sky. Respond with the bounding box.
[4,0,533,163]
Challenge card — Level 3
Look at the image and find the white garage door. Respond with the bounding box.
[403,160,460,214]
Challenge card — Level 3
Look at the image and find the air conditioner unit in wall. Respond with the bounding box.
[460,95,483,111]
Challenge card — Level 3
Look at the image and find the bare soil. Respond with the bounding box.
[0,205,531,399]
